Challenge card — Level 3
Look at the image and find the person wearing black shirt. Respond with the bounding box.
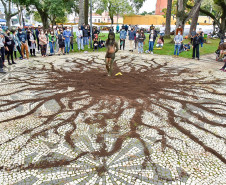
[192,33,202,60]
[57,30,65,55]
[5,30,16,65]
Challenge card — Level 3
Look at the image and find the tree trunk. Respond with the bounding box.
[40,13,49,29]
[84,0,89,25]
[176,0,203,35]
[189,4,200,37]
[219,14,226,38]
[6,15,11,28]
[213,21,216,35]
[110,15,114,25]
[165,0,172,38]
[79,0,85,26]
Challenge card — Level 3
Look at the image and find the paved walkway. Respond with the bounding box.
[0,52,225,185]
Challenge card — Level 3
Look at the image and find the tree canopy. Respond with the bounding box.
[14,0,77,28]
[94,0,134,24]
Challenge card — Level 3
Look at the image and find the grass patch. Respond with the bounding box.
[143,34,220,59]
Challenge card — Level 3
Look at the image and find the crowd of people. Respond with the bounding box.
[0,23,225,73]
[0,24,106,73]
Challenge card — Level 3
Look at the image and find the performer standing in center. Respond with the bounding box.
[105,32,119,76]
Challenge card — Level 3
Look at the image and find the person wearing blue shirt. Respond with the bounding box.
[116,24,119,33]
[17,28,29,59]
[63,27,72,54]
[174,31,183,57]
[128,28,136,52]
[120,27,127,50]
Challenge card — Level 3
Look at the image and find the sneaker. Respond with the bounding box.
[0,68,6,73]
[151,52,153,54]
[138,52,140,54]
[220,68,224,71]
[12,61,16,64]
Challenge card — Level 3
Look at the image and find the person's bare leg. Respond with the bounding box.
[109,58,114,76]
[105,58,111,75]
[58,48,61,55]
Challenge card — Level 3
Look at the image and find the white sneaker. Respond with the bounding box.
[138,52,140,54]
[151,52,153,54]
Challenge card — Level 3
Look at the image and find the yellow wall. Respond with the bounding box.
[123,15,213,25]
[123,15,176,25]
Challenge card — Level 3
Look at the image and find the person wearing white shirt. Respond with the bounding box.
[76,27,84,51]
[160,24,165,36]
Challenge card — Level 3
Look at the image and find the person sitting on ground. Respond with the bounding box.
[218,39,226,62]
[98,38,105,48]
[93,37,99,51]
[156,36,164,48]
[183,42,191,51]
[219,44,226,71]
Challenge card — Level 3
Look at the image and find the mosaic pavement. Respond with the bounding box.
[0,53,225,185]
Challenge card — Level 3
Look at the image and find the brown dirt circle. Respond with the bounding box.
[49,62,177,101]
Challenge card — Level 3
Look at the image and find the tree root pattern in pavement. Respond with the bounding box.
[0,54,225,184]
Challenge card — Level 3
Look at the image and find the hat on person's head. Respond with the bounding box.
[122,26,125,29]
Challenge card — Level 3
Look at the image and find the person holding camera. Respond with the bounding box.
[192,33,202,60]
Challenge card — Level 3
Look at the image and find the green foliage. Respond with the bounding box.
[139,11,155,15]
[33,11,42,23]
[14,0,78,27]
[94,0,134,23]
[132,0,145,12]
[55,16,68,24]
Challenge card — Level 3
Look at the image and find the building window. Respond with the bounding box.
[204,20,206,23]
[98,19,100,23]
[94,19,97,22]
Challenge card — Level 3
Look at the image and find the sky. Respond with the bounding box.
[139,0,157,13]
